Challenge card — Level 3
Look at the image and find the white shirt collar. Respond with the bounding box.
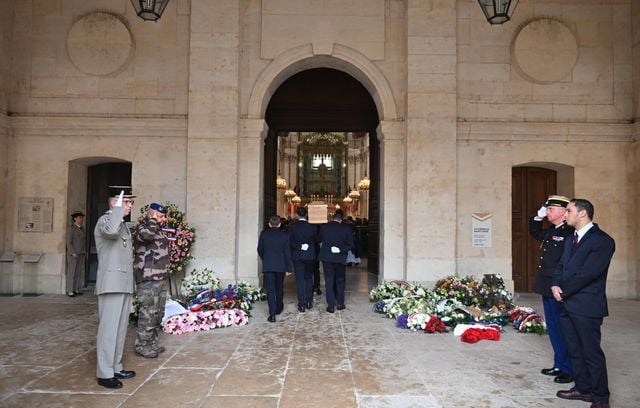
[575,222,594,242]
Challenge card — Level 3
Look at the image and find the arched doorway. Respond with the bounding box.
[263,68,380,270]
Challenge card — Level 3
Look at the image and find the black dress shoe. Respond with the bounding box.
[314,287,322,295]
[114,370,136,379]
[74,291,83,296]
[267,315,276,323]
[337,304,345,310]
[297,305,305,313]
[306,301,313,309]
[97,377,123,389]
[326,306,335,313]
[66,292,75,297]
[541,367,562,376]
[554,373,574,384]
[557,387,593,402]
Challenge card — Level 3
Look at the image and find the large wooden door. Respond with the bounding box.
[512,167,557,292]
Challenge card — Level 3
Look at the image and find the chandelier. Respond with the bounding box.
[276,173,287,189]
[348,189,360,199]
[291,195,301,204]
[477,0,519,25]
[284,189,297,199]
[358,175,370,191]
[342,196,353,204]
[131,0,171,21]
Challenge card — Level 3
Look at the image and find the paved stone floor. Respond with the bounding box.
[1,265,639,407]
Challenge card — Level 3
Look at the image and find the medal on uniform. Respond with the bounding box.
[121,236,127,247]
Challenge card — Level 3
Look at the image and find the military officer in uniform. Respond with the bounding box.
[133,203,170,358]
[289,207,319,312]
[530,195,575,384]
[318,210,354,313]
[66,210,86,297]
[94,186,136,388]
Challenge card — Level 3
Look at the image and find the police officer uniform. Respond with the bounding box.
[529,195,574,383]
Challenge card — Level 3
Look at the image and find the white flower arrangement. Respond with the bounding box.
[181,267,221,299]
[407,313,432,331]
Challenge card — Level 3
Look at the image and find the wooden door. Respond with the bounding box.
[512,167,557,292]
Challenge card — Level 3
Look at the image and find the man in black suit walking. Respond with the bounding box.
[318,210,354,313]
[552,199,615,408]
[289,207,318,312]
[258,215,292,322]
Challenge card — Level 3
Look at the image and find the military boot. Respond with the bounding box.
[135,347,158,358]
[151,343,165,354]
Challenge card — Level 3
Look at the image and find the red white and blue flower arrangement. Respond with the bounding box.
[162,268,266,335]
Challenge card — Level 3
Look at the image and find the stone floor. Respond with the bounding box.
[0,264,639,408]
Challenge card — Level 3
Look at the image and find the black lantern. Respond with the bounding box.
[131,0,170,22]
[477,0,519,25]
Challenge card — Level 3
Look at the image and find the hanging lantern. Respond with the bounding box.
[477,0,519,25]
[131,0,171,22]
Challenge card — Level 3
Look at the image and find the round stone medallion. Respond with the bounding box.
[67,12,133,76]
[512,19,578,84]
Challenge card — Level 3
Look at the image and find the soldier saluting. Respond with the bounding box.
[133,203,171,358]
[530,195,575,384]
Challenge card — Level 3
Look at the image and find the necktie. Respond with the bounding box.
[572,233,578,249]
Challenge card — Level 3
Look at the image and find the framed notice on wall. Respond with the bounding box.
[18,197,54,233]
[471,213,492,248]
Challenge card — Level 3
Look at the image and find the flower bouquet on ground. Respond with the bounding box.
[163,308,248,335]
[181,268,221,299]
[396,313,448,333]
[509,306,547,335]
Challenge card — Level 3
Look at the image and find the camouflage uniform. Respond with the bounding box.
[133,216,170,358]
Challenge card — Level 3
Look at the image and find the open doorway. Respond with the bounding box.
[86,162,132,285]
[263,68,380,271]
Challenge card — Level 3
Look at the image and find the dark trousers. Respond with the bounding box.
[322,261,345,307]
[293,260,315,306]
[542,297,573,375]
[313,261,321,289]
[560,308,609,403]
[263,272,285,316]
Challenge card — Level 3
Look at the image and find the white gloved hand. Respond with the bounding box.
[301,243,309,251]
[330,246,340,254]
[115,190,124,207]
[535,205,547,220]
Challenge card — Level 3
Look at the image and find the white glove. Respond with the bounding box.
[330,246,340,254]
[115,190,124,207]
[301,243,309,251]
[535,205,547,220]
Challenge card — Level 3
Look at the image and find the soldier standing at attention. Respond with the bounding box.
[66,210,86,297]
[94,187,136,389]
[530,195,575,384]
[133,203,171,358]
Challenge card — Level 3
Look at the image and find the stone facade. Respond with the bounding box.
[0,0,638,297]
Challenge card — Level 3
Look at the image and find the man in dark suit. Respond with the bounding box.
[289,207,318,312]
[258,215,292,322]
[318,210,354,313]
[529,195,575,384]
[552,199,615,408]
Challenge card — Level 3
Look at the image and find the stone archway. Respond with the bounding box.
[237,44,405,283]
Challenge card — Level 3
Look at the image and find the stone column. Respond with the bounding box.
[236,119,268,285]
[378,120,405,281]
[186,0,241,281]
[405,1,457,282]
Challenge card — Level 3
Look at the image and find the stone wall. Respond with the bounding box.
[0,0,14,114]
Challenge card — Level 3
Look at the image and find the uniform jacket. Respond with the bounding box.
[258,227,292,273]
[529,218,574,297]
[133,216,170,283]
[94,206,134,295]
[318,221,354,264]
[552,224,615,318]
[289,219,318,261]
[66,223,86,255]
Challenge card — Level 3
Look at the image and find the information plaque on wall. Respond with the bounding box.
[471,213,492,248]
[18,197,54,232]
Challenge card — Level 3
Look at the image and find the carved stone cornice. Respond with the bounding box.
[10,115,187,138]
